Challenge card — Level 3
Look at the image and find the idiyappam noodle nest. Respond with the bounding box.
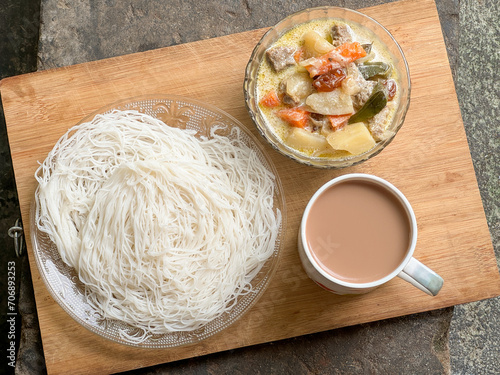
[35,110,281,341]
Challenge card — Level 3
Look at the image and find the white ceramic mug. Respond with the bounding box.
[298,173,443,296]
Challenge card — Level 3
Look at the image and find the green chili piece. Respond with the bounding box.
[361,43,372,54]
[358,62,391,80]
[348,88,388,124]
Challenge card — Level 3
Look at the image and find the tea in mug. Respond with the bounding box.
[305,180,411,284]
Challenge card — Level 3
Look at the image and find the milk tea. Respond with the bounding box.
[305,180,411,284]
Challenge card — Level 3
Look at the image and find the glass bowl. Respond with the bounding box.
[30,95,286,348]
[244,6,411,169]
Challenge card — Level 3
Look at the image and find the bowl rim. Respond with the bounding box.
[243,6,412,169]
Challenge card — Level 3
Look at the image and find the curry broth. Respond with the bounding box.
[257,18,401,159]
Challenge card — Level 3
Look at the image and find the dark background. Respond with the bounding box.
[0,0,42,374]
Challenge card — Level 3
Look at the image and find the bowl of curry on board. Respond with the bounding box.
[244,6,411,168]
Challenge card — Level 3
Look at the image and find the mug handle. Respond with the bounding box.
[398,258,444,296]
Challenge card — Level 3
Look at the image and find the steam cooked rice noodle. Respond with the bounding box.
[35,110,281,341]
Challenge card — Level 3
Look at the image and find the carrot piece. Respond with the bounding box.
[302,43,365,77]
[277,108,310,128]
[335,42,367,62]
[302,55,342,77]
[327,114,351,131]
[259,89,281,108]
[293,48,305,63]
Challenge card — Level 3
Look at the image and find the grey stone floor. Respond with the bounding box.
[448,1,500,374]
[0,0,498,374]
[0,0,43,374]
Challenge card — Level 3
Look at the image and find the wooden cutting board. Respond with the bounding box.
[1,0,499,373]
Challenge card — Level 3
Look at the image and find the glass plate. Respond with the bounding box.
[30,95,286,348]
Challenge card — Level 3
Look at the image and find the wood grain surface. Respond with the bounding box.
[1,0,499,374]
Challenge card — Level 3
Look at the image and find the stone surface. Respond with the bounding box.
[0,0,42,374]
[448,1,500,374]
[14,255,46,375]
[121,308,453,375]
[434,0,459,81]
[0,0,498,374]
[38,0,392,70]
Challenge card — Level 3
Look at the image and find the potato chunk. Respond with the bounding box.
[303,30,334,57]
[286,127,331,153]
[305,89,354,115]
[284,72,314,105]
[326,122,376,155]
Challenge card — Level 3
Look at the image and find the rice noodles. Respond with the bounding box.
[35,109,281,339]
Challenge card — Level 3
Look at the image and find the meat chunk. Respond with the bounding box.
[353,80,377,109]
[278,80,296,106]
[309,113,329,133]
[341,63,363,95]
[342,62,376,100]
[344,63,377,109]
[266,46,296,72]
[368,101,395,141]
[330,24,353,47]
